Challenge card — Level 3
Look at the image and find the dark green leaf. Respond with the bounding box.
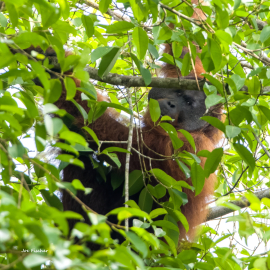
[139,187,153,214]
[233,143,255,173]
[128,170,144,196]
[40,189,63,211]
[175,159,191,179]
[98,47,121,78]
[152,220,179,232]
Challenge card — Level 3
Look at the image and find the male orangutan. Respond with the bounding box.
[24,39,222,247]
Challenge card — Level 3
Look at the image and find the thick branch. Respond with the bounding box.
[11,48,270,91]
[207,189,270,221]
[85,66,206,89]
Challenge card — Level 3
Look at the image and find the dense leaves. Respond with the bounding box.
[0,0,270,269]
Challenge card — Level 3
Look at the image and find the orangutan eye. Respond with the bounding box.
[183,96,193,105]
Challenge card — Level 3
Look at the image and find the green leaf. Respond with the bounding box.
[233,143,255,173]
[126,231,149,258]
[150,168,176,187]
[44,115,63,136]
[203,74,223,94]
[65,77,76,100]
[215,6,229,29]
[132,27,149,60]
[208,38,222,70]
[71,179,85,191]
[56,154,84,168]
[141,66,152,86]
[0,12,8,27]
[226,125,241,138]
[258,105,270,121]
[148,184,166,199]
[152,220,179,232]
[53,142,79,156]
[149,98,161,122]
[99,0,112,13]
[98,47,121,78]
[8,143,24,158]
[40,189,63,211]
[81,15,94,38]
[160,122,184,150]
[234,0,241,10]
[179,129,196,152]
[103,147,130,153]
[201,116,225,133]
[181,53,191,76]
[14,92,39,118]
[23,254,48,268]
[45,79,62,104]
[215,30,232,45]
[106,21,135,33]
[169,188,188,207]
[35,123,46,152]
[139,187,153,214]
[148,44,159,59]
[71,99,88,120]
[164,235,177,256]
[128,170,144,197]
[260,26,270,43]
[30,60,50,90]
[83,126,99,146]
[59,130,88,147]
[107,207,150,221]
[191,163,205,196]
[78,81,97,100]
[174,210,189,232]
[25,222,49,247]
[125,200,140,209]
[149,208,167,219]
[178,250,197,264]
[158,25,172,41]
[204,148,223,178]
[245,76,261,95]
[175,159,191,179]
[91,46,113,62]
[172,41,183,58]
[6,3,18,27]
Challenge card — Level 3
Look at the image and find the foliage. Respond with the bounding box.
[0,0,270,269]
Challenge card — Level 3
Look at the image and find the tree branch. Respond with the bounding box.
[207,189,270,221]
[84,0,131,22]
[85,66,206,89]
